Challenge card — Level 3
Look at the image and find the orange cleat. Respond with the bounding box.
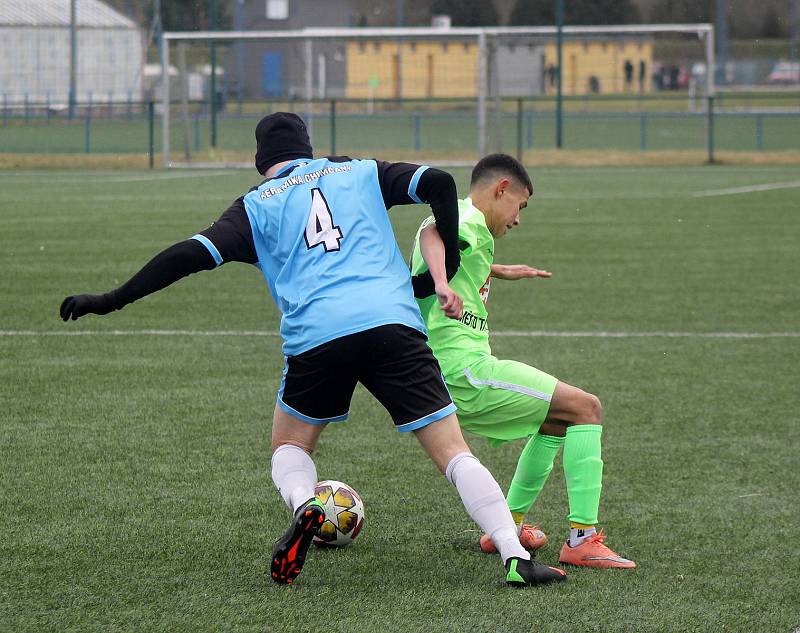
[480,524,548,554]
[558,529,636,569]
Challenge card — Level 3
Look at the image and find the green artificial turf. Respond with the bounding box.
[1,166,798,632]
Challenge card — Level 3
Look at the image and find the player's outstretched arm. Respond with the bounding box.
[417,224,464,320]
[60,240,217,321]
[490,264,552,281]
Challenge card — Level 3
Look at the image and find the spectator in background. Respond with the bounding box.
[624,60,634,90]
[546,64,558,90]
[669,65,680,90]
[638,60,646,92]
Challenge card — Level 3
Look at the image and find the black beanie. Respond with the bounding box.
[254,112,313,174]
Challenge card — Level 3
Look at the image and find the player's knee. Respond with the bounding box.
[584,393,603,425]
[571,392,602,426]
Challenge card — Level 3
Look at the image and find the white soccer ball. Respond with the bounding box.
[312,480,365,547]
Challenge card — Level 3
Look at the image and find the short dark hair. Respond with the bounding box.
[470,153,533,195]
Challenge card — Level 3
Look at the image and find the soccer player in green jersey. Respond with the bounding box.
[409,154,635,569]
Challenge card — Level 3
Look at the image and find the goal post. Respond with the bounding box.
[160,24,714,168]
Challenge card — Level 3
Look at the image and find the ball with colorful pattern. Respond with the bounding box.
[312,480,365,547]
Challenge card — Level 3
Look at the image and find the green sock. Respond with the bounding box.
[506,433,565,521]
[563,424,603,526]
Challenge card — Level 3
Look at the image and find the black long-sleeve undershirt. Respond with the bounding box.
[104,239,216,311]
[409,168,460,298]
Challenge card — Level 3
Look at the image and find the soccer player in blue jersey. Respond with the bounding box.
[60,112,566,587]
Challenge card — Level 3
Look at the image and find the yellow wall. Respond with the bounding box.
[543,39,653,95]
[345,38,653,98]
[346,41,478,99]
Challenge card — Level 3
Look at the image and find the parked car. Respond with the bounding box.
[767,61,800,84]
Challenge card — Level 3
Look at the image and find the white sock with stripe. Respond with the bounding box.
[445,452,530,564]
[271,444,317,513]
[568,526,597,547]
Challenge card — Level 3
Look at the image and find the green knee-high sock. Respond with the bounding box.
[563,424,603,526]
[506,433,565,523]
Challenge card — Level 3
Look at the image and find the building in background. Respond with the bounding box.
[229,0,353,101]
[0,0,143,105]
[346,39,547,99]
[347,40,479,98]
[543,38,654,94]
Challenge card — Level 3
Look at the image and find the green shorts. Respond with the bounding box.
[445,355,558,446]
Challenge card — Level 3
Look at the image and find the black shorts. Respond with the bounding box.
[277,324,456,432]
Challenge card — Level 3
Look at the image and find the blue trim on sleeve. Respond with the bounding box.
[191,234,223,266]
[396,402,456,433]
[408,165,430,204]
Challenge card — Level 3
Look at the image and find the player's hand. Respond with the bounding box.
[435,282,464,320]
[60,294,114,321]
[490,264,552,281]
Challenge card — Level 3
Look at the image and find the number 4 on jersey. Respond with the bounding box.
[305,188,343,252]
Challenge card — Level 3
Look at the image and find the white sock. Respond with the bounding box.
[568,526,597,547]
[270,444,317,513]
[445,452,530,564]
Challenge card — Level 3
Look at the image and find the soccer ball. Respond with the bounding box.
[312,480,365,547]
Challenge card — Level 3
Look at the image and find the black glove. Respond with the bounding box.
[59,294,115,321]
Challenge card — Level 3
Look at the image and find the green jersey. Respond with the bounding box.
[411,197,494,376]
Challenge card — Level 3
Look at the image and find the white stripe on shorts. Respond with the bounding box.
[462,368,552,402]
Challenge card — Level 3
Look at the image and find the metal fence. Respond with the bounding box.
[160,25,719,165]
[2,93,798,165]
[5,23,800,165]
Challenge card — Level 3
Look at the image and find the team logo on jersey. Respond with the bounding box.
[458,310,488,332]
[259,164,352,200]
[479,275,491,305]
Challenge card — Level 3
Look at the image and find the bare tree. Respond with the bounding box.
[492,0,518,26]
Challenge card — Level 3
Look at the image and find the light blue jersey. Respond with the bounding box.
[241,157,427,356]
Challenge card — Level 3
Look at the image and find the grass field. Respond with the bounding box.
[1,165,799,632]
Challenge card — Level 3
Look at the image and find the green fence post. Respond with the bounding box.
[516,98,523,162]
[148,101,155,169]
[209,0,218,149]
[555,0,564,149]
[756,114,764,151]
[706,95,715,164]
[640,112,648,151]
[330,99,336,155]
[85,101,92,154]
[527,112,533,148]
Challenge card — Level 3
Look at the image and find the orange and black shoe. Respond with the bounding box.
[270,498,326,585]
[505,556,567,587]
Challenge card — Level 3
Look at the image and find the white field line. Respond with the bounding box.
[691,180,800,197]
[0,171,234,183]
[1,330,798,339]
